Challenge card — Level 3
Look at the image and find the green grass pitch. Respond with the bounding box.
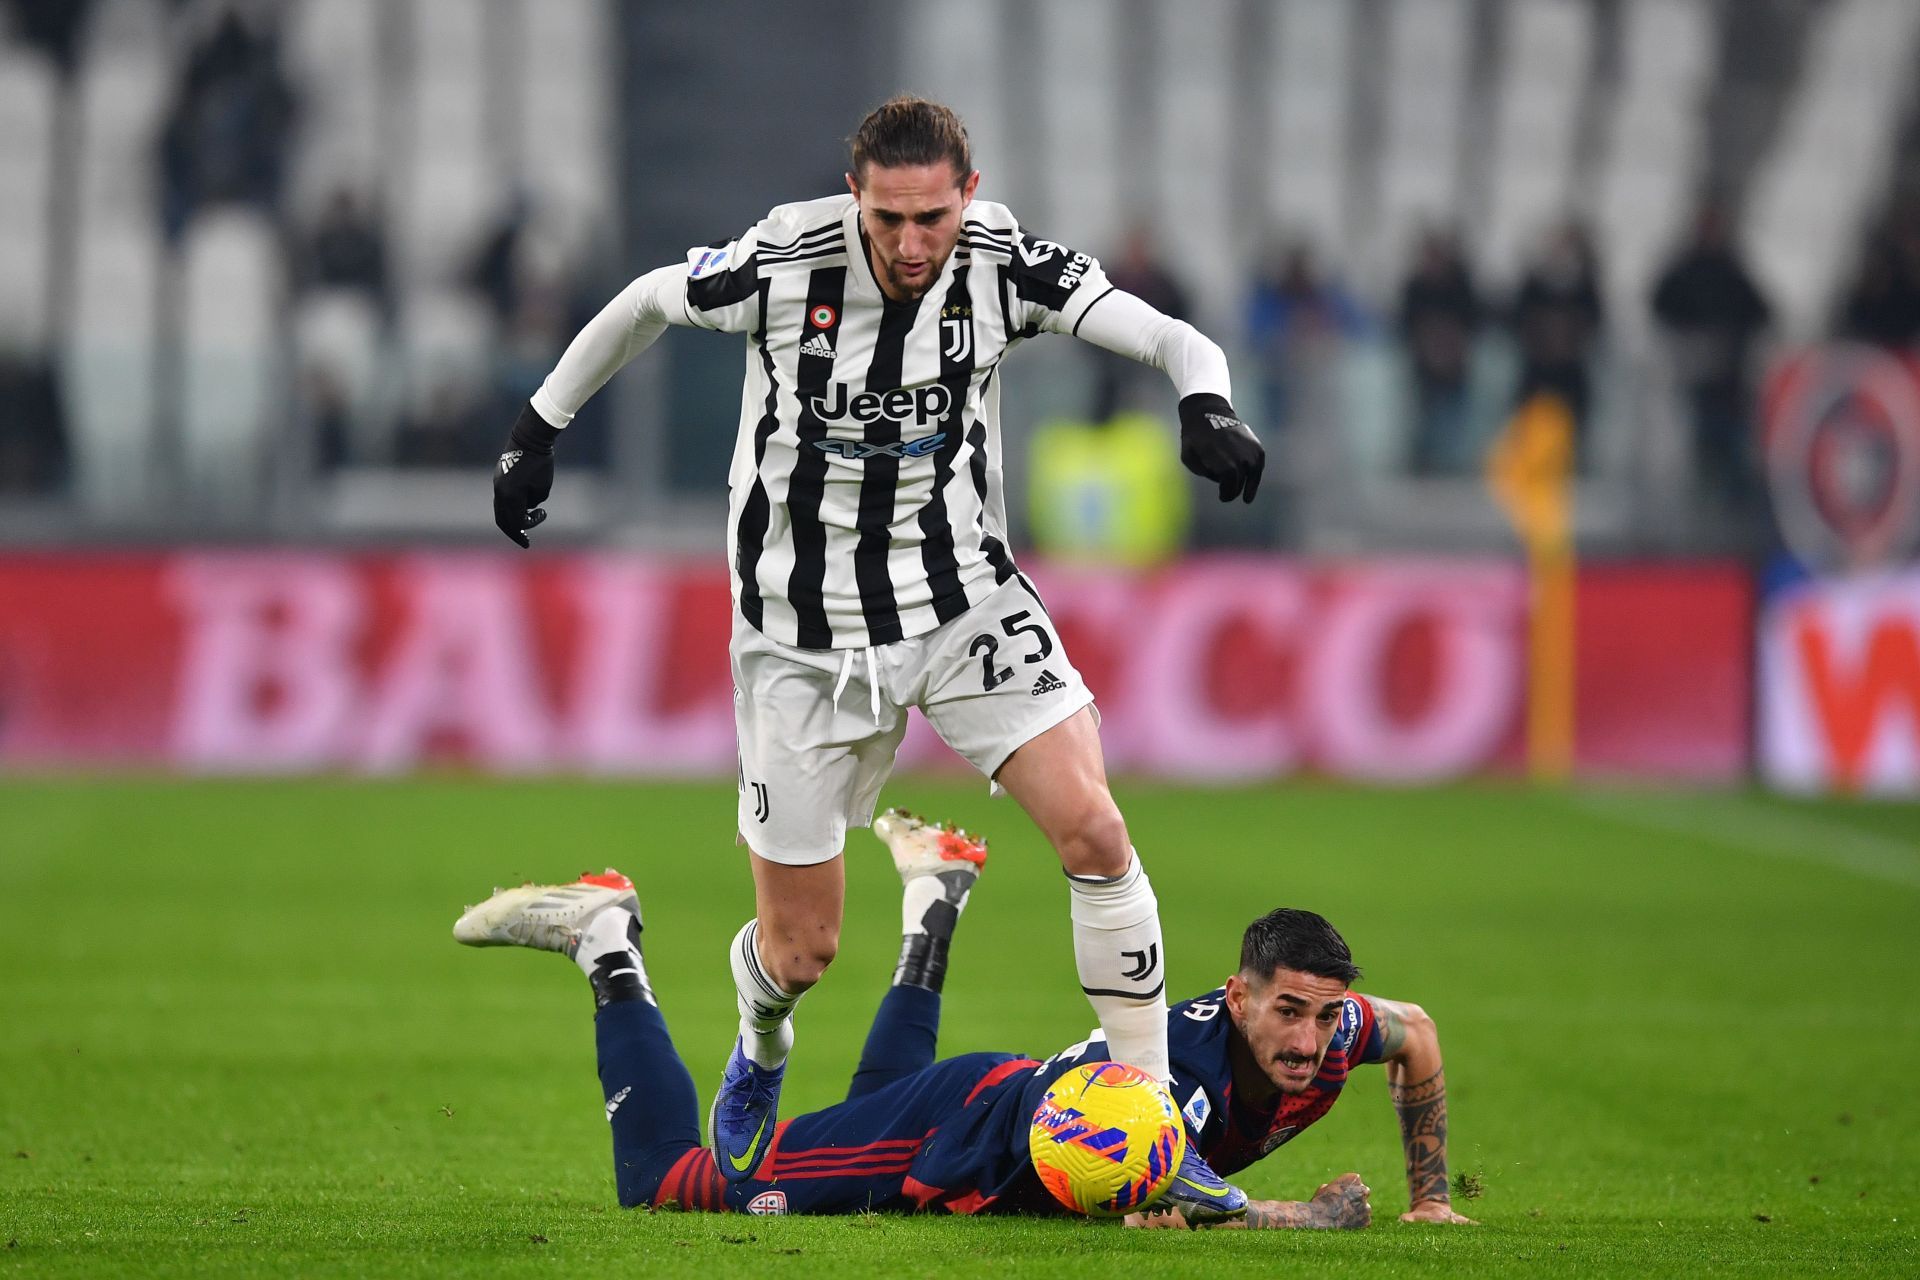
[2,777,1917,1277]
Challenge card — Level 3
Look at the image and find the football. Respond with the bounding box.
[1027,1061,1187,1216]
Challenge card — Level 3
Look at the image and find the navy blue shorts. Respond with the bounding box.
[650,1050,1039,1214]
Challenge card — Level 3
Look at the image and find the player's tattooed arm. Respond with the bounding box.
[1125,1175,1372,1231]
[1366,995,1478,1225]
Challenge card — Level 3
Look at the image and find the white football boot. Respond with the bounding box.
[453,869,639,958]
[873,807,988,888]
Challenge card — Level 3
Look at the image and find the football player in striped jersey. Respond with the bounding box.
[490,97,1266,1205]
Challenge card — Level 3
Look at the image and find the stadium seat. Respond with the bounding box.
[1151,0,1237,313]
[1479,0,1595,289]
[1370,0,1473,296]
[285,0,385,220]
[1746,0,1920,334]
[1592,0,1715,337]
[60,220,163,515]
[393,0,504,286]
[512,0,613,268]
[1032,0,1122,251]
[73,47,169,228]
[178,210,286,511]
[1266,0,1355,271]
[398,289,497,422]
[0,48,57,357]
[292,289,388,456]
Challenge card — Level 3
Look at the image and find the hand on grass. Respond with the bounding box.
[1310,1173,1372,1228]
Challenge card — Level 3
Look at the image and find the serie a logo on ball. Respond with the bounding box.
[1027,1062,1185,1216]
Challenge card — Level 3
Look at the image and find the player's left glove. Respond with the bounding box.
[1177,393,1265,504]
[493,401,559,548]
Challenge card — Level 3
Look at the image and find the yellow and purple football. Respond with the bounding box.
[1028,1061,1186,1216]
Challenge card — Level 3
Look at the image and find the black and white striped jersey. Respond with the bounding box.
[533,193,1229,650]
[680,194,1113,650]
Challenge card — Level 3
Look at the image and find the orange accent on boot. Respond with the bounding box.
[935,832,988,867]
[576,870,635,891]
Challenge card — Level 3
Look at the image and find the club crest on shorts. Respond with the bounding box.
[746,1190,788,1215]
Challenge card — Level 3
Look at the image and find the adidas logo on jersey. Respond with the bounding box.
[798,332,836,360]
[1031,669,1068,696]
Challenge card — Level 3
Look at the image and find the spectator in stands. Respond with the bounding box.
[1840,204,1920,350]
[302,188,388,302]
[1511,220,1604,466]
[0,356,70,496]
[1246,239,1369,432]
[1652,202,1773,508]
[4,0,92,74]
[469,193,536,322]
[160,6,297,239]
[1399,227,1482,475]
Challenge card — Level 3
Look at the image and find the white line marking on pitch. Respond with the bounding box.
[1564,791,1920,891]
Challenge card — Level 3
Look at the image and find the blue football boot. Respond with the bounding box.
[1154,1142,1249,1226]
[709,1038,784,1182]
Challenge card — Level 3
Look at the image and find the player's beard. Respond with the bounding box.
[878,246,952,300]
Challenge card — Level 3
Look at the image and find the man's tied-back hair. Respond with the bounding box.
[1239,908,1362,986]
[849,95,972,183]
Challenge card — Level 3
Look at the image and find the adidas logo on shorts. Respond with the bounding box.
[1031,669,1067,696]
[799,332,836,360]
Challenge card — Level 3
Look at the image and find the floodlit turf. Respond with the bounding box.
[2,776,1917,1277]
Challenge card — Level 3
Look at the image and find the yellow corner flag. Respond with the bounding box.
[1486,393,1576,782]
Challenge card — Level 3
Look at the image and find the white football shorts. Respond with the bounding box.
[730,574,1094,865]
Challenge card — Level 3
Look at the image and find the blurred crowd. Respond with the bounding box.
[5,0,1920,536]
[1091,197,1920,519]
[0,0,612,503]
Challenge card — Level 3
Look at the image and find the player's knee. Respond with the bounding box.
[764,930,840,991]
[1053,802,1132,879]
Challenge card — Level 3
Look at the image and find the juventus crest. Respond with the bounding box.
[941,316,971,362]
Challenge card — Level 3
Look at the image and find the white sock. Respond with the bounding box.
[1068,851,1170,1081]
[901,874,947,936]
[572,904,653,1006]
[730,920,799,1068]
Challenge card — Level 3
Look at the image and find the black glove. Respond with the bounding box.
[1178,393,1265,503]
[493,402,560,548]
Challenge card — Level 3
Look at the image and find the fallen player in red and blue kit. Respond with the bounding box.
[452,811,1476,1228]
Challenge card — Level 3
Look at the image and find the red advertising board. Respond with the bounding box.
[0,552,1749,781]
[1760,568,1920,794]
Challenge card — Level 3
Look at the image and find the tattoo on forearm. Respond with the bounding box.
[1243,1201,1319,1229]
[1390,1067,1450,1205]
[1239,1189,1368,1230]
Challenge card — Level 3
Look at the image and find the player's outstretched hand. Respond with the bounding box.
[1401,1198,1477,1225]
[1177,393,1265,504]
[1310,1173,1372,1229]
[493,402,559,548]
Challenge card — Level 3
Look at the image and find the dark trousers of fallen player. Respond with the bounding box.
[596,979,1025,1213]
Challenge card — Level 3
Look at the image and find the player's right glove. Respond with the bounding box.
[1177,393,1265,504]
[493,401,560,548]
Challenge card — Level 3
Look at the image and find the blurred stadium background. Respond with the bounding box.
[5,0,1920,792]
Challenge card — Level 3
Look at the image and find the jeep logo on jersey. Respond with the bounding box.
[813,432,947,460]
[811,382,954,426]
